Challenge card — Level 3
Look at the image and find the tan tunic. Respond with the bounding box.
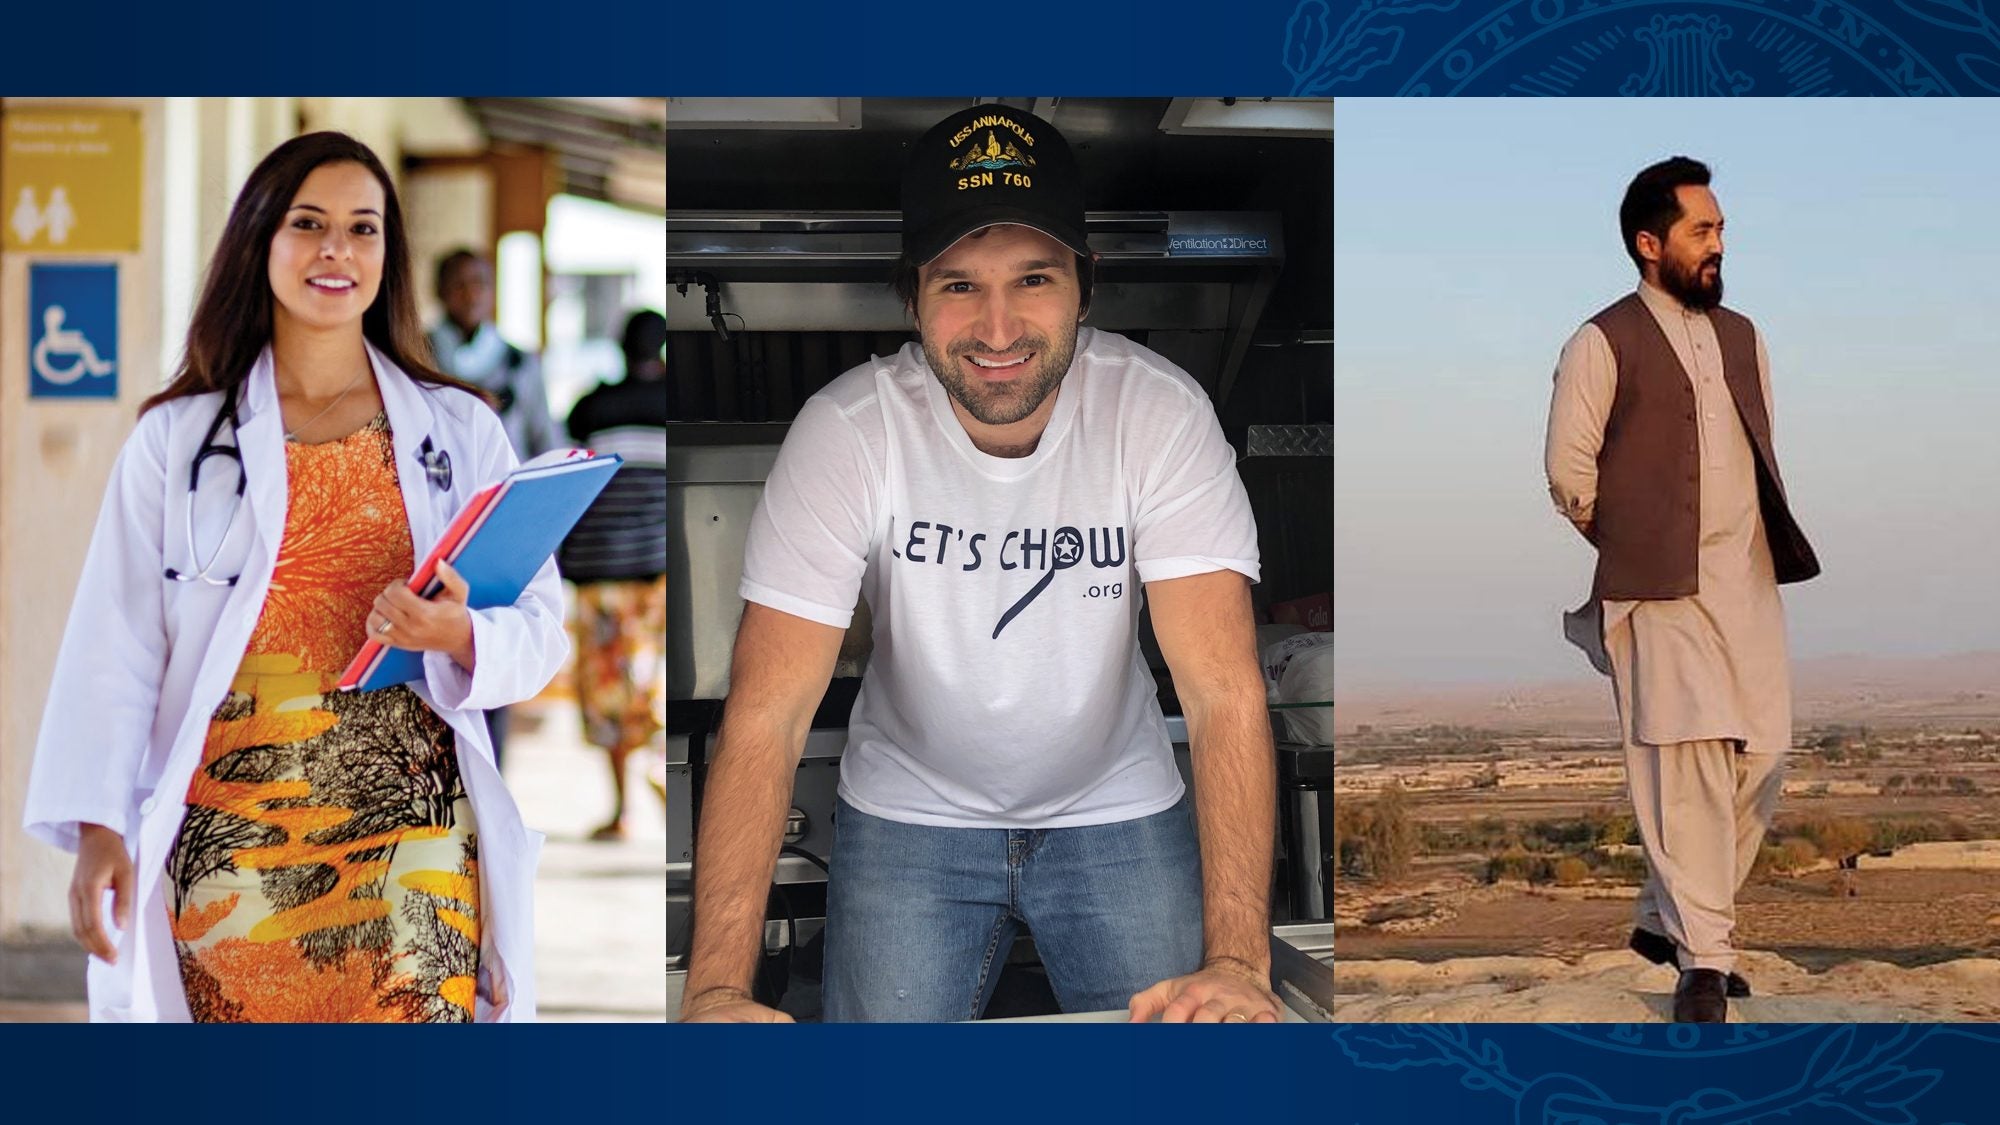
[1546,283,1793,753]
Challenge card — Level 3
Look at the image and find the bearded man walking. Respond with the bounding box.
[1545,156,1821,1023]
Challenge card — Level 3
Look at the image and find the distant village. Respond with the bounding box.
[1332,721,2000,978]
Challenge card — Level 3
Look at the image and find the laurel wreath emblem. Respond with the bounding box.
[1332,1024,2000,1124]
[1282,0,1463,94]
[1895,0,2000,91]
[1284,0,1996,94]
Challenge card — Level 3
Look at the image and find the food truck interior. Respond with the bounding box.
[664,97,1332,1021]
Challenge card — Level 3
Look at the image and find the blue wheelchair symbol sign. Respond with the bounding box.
[29,263,119,399]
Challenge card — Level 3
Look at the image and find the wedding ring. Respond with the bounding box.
[376,620,394,636]
[1224,1013,1248,1023]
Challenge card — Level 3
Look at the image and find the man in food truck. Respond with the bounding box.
[681,105,1280,1023]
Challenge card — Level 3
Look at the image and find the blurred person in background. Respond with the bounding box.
[559,310,670,840]
[25,132,568,1022]
[429,247,559,767]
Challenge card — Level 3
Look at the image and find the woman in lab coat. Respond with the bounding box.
[22,132,568,1022]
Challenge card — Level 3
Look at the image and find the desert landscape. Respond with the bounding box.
[1332,654,2000,1022]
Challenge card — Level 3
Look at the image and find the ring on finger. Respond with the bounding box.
[1224,1013,1249,1023]
[376,619,394,636]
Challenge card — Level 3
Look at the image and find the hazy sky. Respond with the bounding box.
[1336,99,2000,691]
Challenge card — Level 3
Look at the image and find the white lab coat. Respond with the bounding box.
[22,343,569,1022]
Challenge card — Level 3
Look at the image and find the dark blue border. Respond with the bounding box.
[7,1023,2000,1119]
[7,1,1997,93]
[7,0,1300,94]
[7,2,1998,1122]
[1285,0,2000,96]
[0,1026,1333,1119]
[1332,1023,2000,1122]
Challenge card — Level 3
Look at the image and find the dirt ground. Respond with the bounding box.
[1334,715,2000,1019]
[1333,950,2000,1022]
[1337,868,2000,970]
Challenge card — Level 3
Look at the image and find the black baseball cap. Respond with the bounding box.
[901,104,1089,266]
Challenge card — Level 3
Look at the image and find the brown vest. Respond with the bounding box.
[1588,292,1819,600]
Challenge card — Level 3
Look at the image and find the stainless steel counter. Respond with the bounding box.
[664,922,1333,1023]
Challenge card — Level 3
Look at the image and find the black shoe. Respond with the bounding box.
[1673,969,1729,1023]
[1629,928,1751,998]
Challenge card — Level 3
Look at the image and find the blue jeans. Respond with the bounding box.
[821,794,1204,1022]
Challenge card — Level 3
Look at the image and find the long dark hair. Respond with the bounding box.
[142,131,489,414]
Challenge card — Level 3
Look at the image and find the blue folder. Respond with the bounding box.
[342,452,623,691]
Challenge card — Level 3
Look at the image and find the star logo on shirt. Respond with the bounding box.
[1053,527,1083,567]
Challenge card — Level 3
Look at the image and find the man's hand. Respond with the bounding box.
[679,986,796,1024]
[1144,571,1279,1023]
[683,603,843,1028]
[1127,961,1283,1024]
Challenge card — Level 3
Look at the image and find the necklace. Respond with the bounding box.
[283,368,369,442]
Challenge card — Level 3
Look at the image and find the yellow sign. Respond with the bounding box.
[2,108,143,253]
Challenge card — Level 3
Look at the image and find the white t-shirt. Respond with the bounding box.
[740,327,1260,829]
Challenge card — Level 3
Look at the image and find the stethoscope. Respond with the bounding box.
[164,381,454,587]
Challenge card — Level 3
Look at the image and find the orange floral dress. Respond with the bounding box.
[572,577,667,754]
[165,414,480,1023]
